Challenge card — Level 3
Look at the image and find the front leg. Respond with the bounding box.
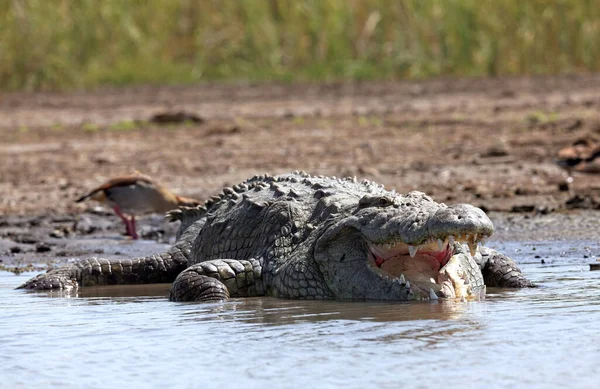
[479,247,535,288]
[169,258,263,302]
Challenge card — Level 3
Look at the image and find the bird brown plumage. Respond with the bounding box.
[76,173,200,239]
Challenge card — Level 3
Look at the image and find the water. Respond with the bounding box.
[1,239,600,389]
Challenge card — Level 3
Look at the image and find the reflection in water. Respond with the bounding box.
[36,283,172,298]
[180,297,473,324]
[177,298,485,350]
[2,239,600,388]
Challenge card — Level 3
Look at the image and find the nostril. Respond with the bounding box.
[457,215,462,220]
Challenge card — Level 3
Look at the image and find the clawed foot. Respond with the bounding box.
[169,270,229,302]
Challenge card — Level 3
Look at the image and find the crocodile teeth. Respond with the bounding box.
[429,288,439,300]
[437,239,444,251]
[399,274,406,284]
[473,233,478,242]
[405,280,410,289]
[408,245,418,258]
[480,238,486,247]
[430,278,436,284]
[468,242,478,257]
[449,235,455,245]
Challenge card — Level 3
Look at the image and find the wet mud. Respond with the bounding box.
[1,74,600,271]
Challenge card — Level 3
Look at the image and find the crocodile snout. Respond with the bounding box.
[428,204,493,241]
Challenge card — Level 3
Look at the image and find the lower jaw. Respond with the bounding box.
[407,279,485,301]
[374,253,484,301]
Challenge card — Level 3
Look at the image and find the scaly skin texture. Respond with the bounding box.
[18,172,534,301]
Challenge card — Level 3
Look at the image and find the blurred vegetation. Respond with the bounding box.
[1,0,600,90]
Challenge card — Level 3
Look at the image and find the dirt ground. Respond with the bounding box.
[1,74,600,270]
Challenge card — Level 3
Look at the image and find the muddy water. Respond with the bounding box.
[1,238,599,389]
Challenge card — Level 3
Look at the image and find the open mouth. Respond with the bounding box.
[367,234,487,300]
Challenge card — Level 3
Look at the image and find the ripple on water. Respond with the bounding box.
[1,239,600,389]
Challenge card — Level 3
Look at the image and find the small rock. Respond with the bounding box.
[91,155,116,165]
[558,182,569,192]
[9,246,21,254]
[140,227,165,241]
[28,217,44,227]
[565,195,600,210]
[35,243,52,253]
[150,111,204,125]
[49,229,65,239]
[536,206,553,215]
[481,145,509,158]
[511,205,535,213]
[514,187,526,195]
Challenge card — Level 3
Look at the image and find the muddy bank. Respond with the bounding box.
[1,208,598,273]
[0,210,175,272]
[1,75,600,269]
[1,75,600,217]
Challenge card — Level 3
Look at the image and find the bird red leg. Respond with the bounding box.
[113,205,133,237]
[130,215,138,240]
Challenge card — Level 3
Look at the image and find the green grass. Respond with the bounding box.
[108,120,141,131]
[81,123,100,132]
[2,0,600,91]
[525,111,560,125]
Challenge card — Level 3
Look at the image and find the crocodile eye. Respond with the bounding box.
[358,195,394,208]
[378,197,393,207]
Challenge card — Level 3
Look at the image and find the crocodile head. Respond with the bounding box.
[314,191,491,301]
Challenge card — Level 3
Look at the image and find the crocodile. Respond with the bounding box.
[18,172,533,301]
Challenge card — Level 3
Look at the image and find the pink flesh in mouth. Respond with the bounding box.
[372,244,453,272]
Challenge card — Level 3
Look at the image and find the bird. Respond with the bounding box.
[75,173,200,239]
[555,138,600,174]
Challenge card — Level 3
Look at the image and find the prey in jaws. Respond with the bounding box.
[19,172,533,302]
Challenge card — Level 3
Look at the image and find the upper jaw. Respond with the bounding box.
[362,202,494,251]
[369,231,489,259]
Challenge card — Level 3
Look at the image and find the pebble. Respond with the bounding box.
[35,243,52,253]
